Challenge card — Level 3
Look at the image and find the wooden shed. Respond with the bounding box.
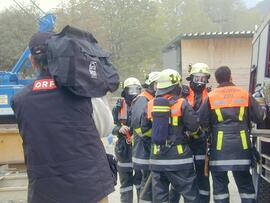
[162,31,254,89]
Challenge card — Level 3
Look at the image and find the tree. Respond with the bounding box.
[0,6,37,71]
[202,0,261,32]
[178,0,217,33]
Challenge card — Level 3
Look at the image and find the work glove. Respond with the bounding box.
[119,125,130,134]
[107,133,113,144]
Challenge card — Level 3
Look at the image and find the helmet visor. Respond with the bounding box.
[127,85,141,95]
[192,74,208,84]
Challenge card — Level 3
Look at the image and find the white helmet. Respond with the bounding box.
[145,71,160,86]
[123,77,141,88]
[157,69,181,89]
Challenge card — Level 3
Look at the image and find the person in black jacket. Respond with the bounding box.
[11,32,115,203]
[199,66,266,203]
[131,71,160,203]
[170,63,211,203]
[112,77,142,203]
[142,69,200,203]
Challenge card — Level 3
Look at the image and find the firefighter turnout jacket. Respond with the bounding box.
[131,91,154,170]
[184,85,209,162]
[185,85,208,111]
[144,95,200,171]
[11,73,114,203]
[199,82,265,171]
[112,98,133,172]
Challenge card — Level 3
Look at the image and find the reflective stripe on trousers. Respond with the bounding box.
[120,186,133,193]
[132,157,150,165]
[139,200,152,203]
[214,193,229,200]
[199,189,210,196]
[150,158,193,165]
[195,155,206,161]
[209,159,251,166]
[118,162,133,168]
[240,193,256,199]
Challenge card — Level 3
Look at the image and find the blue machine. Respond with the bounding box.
[0,13,55,121]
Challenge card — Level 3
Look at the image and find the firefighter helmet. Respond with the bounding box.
[188,63,210,84]
[145,71,160,85]
[157,69,181,89]
[189,63,210,76]
[123,77,141,88]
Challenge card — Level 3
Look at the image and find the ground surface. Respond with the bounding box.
[103,138,241,203]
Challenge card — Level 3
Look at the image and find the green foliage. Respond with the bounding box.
[0,0,264,82]
[0,6,37,70]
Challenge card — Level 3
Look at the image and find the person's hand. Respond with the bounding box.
[119,125,130,135]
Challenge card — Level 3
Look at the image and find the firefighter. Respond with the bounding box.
[131,71,160,203]
[112,77,142,203]
[199,66,266,203]
[11,32,115,203]
[142,69,200,203]
[170,63,211,203]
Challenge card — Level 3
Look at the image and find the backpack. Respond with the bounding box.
[46,25,120,98]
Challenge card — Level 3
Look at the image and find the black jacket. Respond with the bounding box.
[131,91,154,170]
[142,96,200,171]
[199,82,265,171]
[12,74,114,203]
[112,98,133,172]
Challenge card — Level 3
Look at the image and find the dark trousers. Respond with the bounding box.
[211,170,255,203]
[119,170,142,203]
[169,162,210,203]
[152,170,199,203]
[140,170,152,202]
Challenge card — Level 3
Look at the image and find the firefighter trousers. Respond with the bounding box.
[152,170,199,203]
[139,170,152,202]
[169,162,210,203]
[119,169,142,203]
[211,170,256,203]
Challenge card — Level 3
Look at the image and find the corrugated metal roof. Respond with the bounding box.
[163,30,255,52]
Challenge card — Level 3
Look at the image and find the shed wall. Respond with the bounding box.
[181,37,252,89]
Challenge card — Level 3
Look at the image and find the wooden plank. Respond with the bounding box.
[0,186,27,201]
[0,174,28,188]
[0,124,24,164]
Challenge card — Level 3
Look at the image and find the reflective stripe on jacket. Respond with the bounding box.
[207,86,251,171]
[131,91,154,170]
[147,96,195,171]
[185,86,209,162]
[112,98,133,171]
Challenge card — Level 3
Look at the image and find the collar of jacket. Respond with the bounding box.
[145,89,155,96]
[217,82,235,88]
